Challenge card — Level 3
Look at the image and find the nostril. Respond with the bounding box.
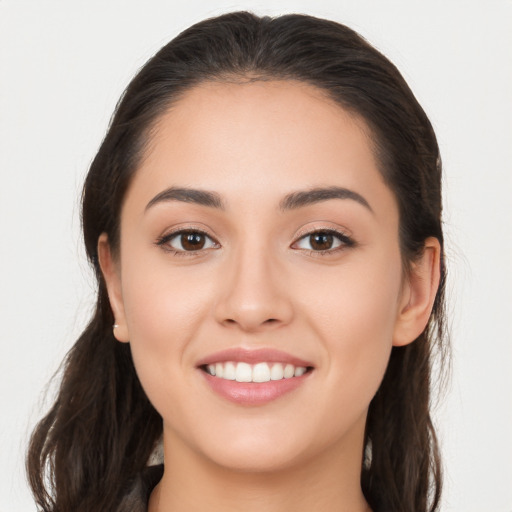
[223,318,278,326]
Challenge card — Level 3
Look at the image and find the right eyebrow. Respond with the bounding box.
[145,186,225,213]
[279,186,373,213]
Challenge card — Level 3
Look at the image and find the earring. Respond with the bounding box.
[113,324,119,330]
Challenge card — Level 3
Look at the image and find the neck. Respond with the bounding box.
[149,422,370,512]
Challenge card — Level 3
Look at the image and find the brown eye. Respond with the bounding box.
[181,232,206,250]
[293,229,353,253]
[309,232,334,251]
[158,230,217,253]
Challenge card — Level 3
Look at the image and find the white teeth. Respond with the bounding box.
[253,362,271,382]
[284,364,295,379]
[294,366,306,377]
[235,362,252,382]
[270,363,284,380]
[205,361,309,382]
[223,361,236,380]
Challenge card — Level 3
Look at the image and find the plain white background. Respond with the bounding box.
[1,1,511,510]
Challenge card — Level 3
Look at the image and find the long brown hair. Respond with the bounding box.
[27,11,449,512]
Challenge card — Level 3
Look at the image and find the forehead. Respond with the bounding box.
[125,80,394,216]
[150,80,371,166]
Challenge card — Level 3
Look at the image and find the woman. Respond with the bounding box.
[27,11,448,512]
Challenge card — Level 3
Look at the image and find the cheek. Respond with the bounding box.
[119,257,217,408]
[300,250,402,339]
[298,252,403,407]
[124,278,205,346]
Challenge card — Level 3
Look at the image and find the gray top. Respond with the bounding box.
[116,464,164,512]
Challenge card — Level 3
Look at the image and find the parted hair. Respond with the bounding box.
[27,11,448,512]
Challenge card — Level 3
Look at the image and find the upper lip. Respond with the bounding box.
[195,347,314,368]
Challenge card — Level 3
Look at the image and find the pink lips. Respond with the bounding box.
[195,347,313,368]
[196,348,314,406]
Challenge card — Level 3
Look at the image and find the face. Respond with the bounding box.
[101,80,422,474]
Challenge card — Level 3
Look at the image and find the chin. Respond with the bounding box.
[189,421,319,474]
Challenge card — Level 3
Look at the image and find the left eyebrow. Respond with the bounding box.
[279,186,373,213]
[145,186,225,212]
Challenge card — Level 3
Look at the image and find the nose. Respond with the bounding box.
[214,243,294,332]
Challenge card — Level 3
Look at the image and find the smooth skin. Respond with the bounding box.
[98,80,440,512]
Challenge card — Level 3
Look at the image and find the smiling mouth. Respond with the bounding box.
[200,361,313,383]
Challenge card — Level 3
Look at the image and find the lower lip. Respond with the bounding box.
[200,370,312,406]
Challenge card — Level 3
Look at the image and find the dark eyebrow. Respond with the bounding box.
[145,186,225,212]
[279,186,373,213]
[145,185,372,214]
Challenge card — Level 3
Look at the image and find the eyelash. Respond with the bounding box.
[155,229,219,257]
[292,228,355,256]
[155,228,355,257]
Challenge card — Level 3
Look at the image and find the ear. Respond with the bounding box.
[393,237,441,347]
[97,233,130,343]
